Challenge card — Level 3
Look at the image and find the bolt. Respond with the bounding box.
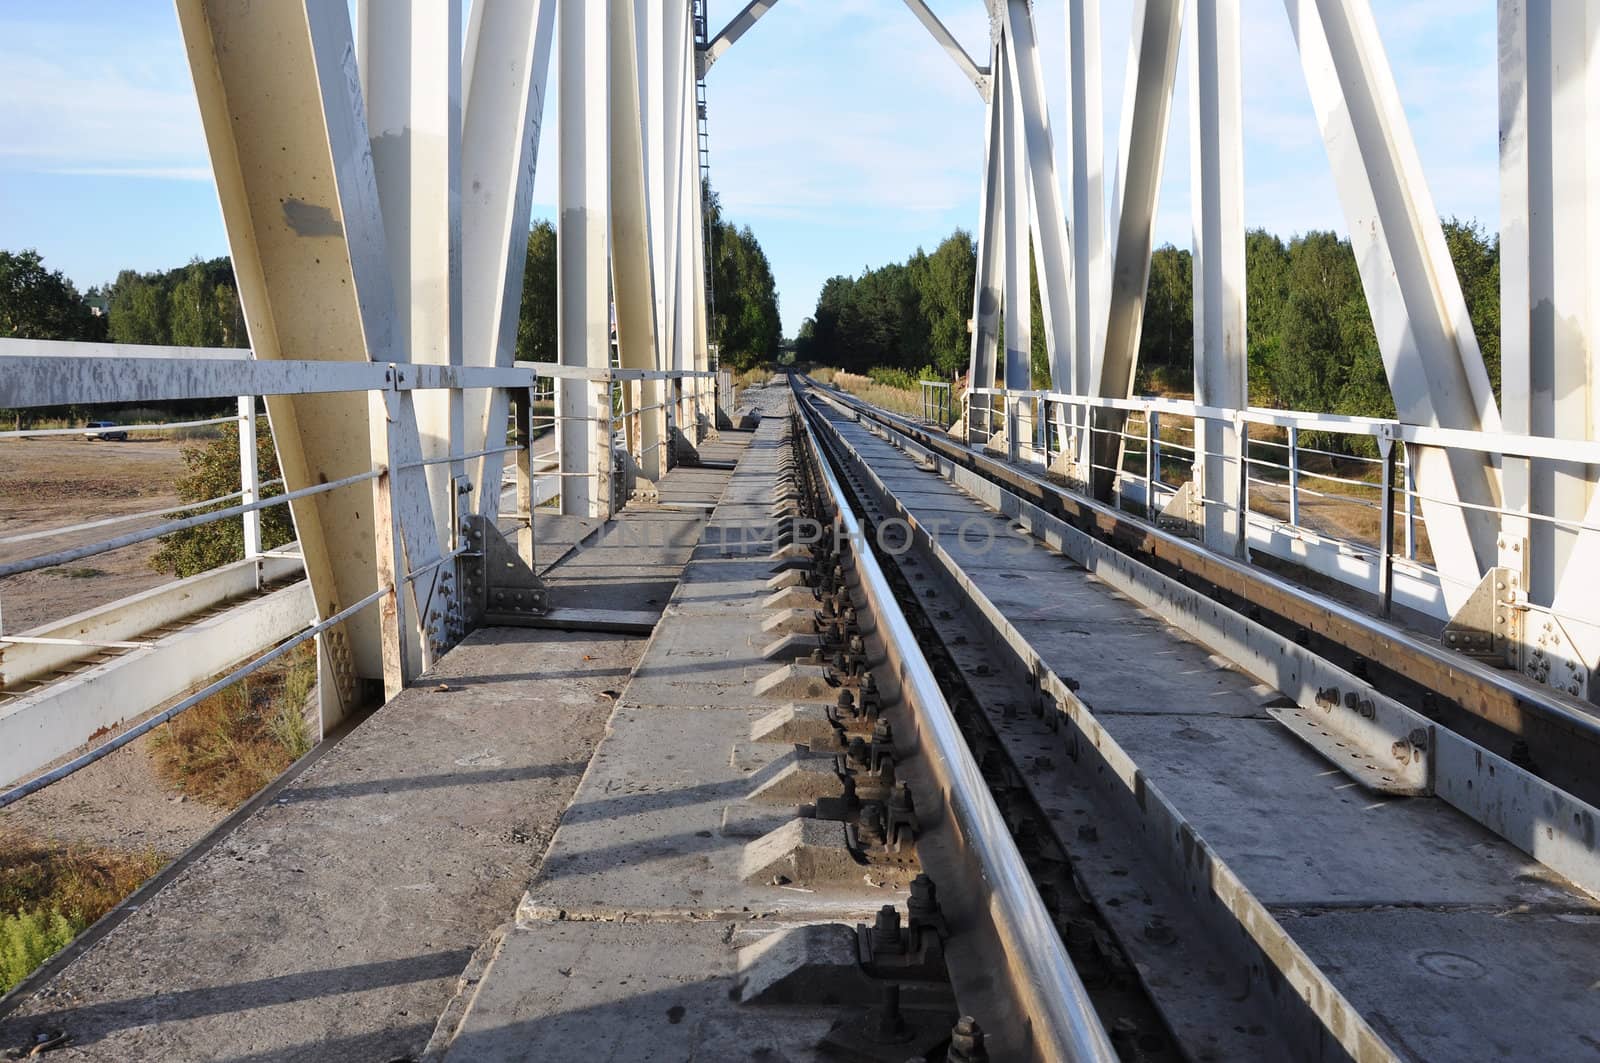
[873,905,905,953]
[866,982,912,1045]
[948,1016,988,1062]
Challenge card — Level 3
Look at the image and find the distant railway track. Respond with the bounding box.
[790,373,1600,1061]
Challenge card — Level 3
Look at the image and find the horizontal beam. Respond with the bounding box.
[0,555,303,688]
[0,581,313,788]
[0,352,716,408]
[698,0,779,76]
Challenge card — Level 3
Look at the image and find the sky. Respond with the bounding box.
[0,2,1497,338]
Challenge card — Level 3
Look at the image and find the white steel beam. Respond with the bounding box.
[1003,1,1074,394]
[1503,1,1600,683]
[1066,0,1107,399]
[0,581,313,789]
[1283,0,1502,611]
[968,38,1006,391]
[698,0,780,76]
[0,555,303,689]
[557,0,611,517]
[1000,37,1031,395]
[1191,0,1247,554]
[611,0,665,483]
[900,0,992,101]
[461,0,558,523]
[1090,0,1183,500]
[360,0,464,552]
[175,0,443,718]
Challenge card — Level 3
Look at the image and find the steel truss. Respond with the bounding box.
[3,0,1598,729]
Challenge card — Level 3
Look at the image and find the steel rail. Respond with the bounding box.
[0,583,386,810]
[791,385,1117,1063]
[805,378,1600,795]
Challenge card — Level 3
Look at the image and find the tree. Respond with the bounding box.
[516,220,559,362]
[0,250,100,341]
[1138,245,1194,391]
[1441,217,1500,399]
[918,230,976,376]
[151,420,294,577]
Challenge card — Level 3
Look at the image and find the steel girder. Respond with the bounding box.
[1501,0,1600,688]
[557,0,612,518]
[1066,0,1108,402]
[611,0,665,485]
[1190,0,1248,554]
[461,0,558,527]
[1284,0,1503,613]
[176,0,446,715]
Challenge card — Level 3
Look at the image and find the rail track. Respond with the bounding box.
[787,373,1600,1061]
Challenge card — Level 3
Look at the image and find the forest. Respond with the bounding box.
[0,194,782,382]
[795,219,1502,422]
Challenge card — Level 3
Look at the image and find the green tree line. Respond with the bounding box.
[795,219,1502,430]
[513,195,781,371]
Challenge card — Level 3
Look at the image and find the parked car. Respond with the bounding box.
[84,420,129,441]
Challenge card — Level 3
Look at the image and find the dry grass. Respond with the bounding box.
[150,641,316,807]
[735,367,773,389]
[0,830,164,992]
[826,370,926,419]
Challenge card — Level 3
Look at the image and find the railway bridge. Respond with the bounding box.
[2,2,1600,1061]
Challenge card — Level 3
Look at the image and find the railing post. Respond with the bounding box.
[1234,415,1251,560]
[1145,410,1161,519]
[513,386,535,567]
[1403,443,1417,560]
[1287,424,1301,528]
[1378,431,1398,618]
[238,396,262,589]
[373,398,411,700]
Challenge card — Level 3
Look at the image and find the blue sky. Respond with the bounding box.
[0,2,1496,337]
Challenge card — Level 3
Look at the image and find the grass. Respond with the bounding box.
[150,641,317,807]
[734,367,773,389]
[823,369,930,419]
[0,830,164,993]
[53,567,106,580]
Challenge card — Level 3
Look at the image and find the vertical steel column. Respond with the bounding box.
[611,0,665,486]
[1003,2,1074,394]
[1000,36,1030,403]
[360,0,464,551]
[1066,0,1107,401]
[1504,1,1600,674]
[462,0,558,524]
[968,33,1006,392]
[558,0,611,517]
[1190,0,1247,554]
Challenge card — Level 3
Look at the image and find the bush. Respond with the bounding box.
[1,909,79,992]
[151,420,294,578]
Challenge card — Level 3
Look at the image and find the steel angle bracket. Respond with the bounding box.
[1156,479,1203,540]
[1443,566,1520,664]
[459,514,550,628]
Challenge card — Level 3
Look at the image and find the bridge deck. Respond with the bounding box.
[0,445,747,1062]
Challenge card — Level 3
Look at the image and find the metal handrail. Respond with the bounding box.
[793,385,1117,1063]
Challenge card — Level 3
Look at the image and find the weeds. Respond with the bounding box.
[0,830,164,993]
[151,641,317,806]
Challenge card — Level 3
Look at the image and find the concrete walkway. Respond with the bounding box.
[0,443,752,1062]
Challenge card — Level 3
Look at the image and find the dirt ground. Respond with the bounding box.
[0,435,228,859]
[0,436,190,634]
